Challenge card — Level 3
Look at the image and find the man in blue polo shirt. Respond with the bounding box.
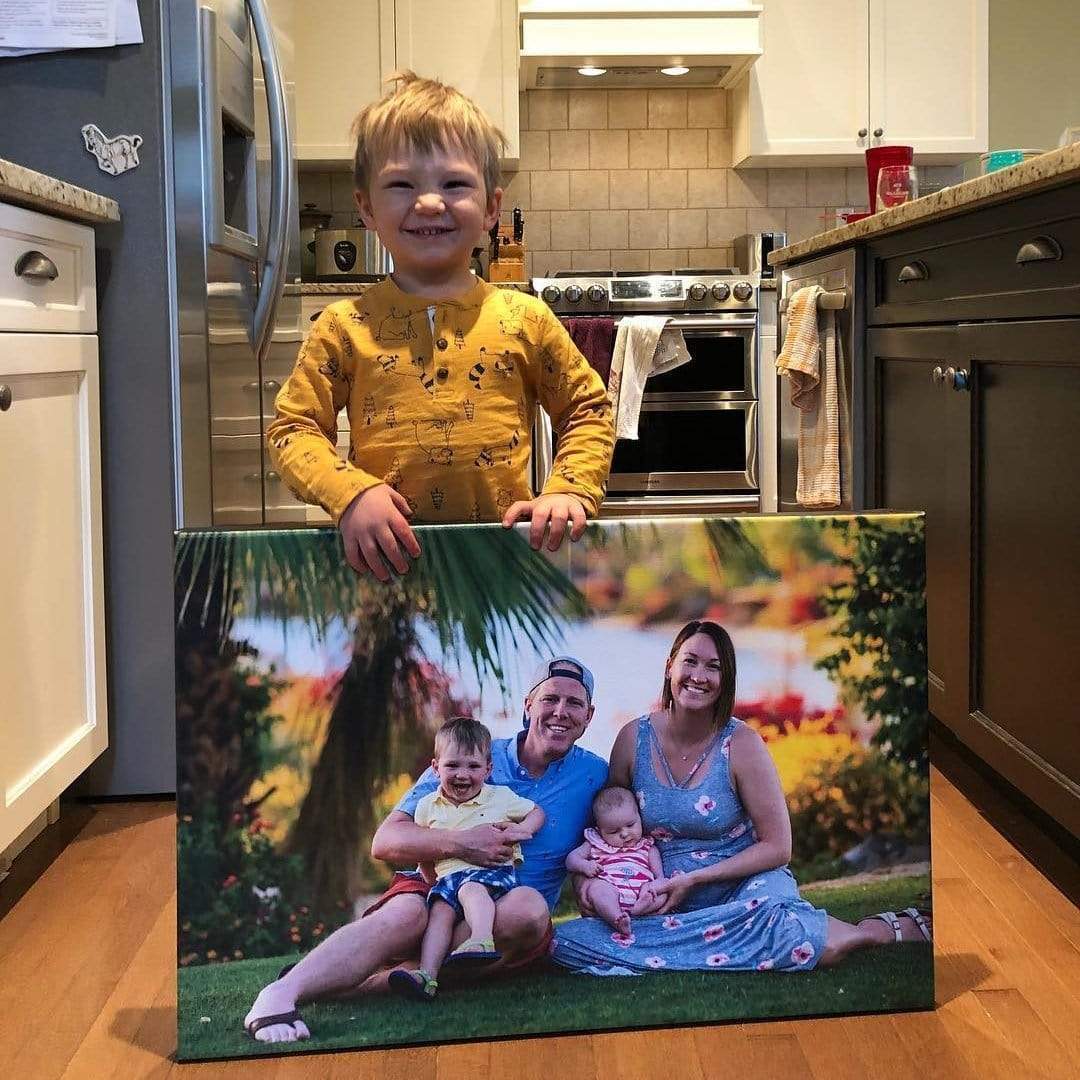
[244,656,608,1044]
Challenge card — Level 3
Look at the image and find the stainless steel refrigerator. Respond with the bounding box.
[0,0,302,794]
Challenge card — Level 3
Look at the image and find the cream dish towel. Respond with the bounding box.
[775,285,847,508]
[607,316,691,439]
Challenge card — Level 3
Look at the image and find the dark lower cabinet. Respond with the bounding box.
[867,319,1080,838]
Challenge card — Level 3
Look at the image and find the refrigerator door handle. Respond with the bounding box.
[247,0,293,361]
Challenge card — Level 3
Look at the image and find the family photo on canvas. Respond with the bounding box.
[175,515,933,1061]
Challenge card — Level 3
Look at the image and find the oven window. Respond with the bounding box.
[644,331,751,395]
[610,407,750,474]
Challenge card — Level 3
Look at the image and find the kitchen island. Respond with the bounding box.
[770,146,1080,842]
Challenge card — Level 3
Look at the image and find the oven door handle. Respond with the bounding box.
[613,315,758,331]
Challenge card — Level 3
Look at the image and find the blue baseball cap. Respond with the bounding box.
[522,656,595,727]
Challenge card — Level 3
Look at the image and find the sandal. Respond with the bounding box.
[245,1008,307,1039]
[443,937,502,968]
[865,907,933,943]
[388,967,438,1002]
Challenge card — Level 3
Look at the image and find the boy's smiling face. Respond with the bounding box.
[355,139,502,296]
[433,739,492,805]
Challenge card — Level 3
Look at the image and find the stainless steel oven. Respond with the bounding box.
[532,269,761,510]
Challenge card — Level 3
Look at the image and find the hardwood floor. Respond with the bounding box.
[1,760,1077,1080]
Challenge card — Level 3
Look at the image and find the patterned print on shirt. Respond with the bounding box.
[385,405,397,427]
[376,308,418,344]
[362,395,376,426]
[463,398,475,421]
[468,360,486,390]
[430,486,445,510]
[383,455,403,487]
[412,419,454,466]
[496,488,514,516]
[454,328,466,349]
[474,429,520,470]
[319,354,345,382]
[493,351,515,379]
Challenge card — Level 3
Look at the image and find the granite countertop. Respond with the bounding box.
[770,142,1080,267]
[0,158,120,225]
[300,280,533,296]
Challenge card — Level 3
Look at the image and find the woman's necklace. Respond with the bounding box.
[650,715,720,790]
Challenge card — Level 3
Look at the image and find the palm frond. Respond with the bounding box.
[703,518,776,583]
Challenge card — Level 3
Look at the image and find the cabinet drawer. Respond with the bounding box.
[868,186,1080,324]
[0,202,96,333]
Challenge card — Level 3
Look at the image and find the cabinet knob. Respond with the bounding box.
[262,378,281,391]
[873,127,884,138]
[14,249,59,281]
[0,384,12,411]
[897,260,929,283]
[858,128,868,138]
[265,470,281,482]
[931,365,946,386]
[947,367,971,392]
[1015,235,1062,265]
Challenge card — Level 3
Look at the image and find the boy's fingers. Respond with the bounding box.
[501,500,532,527]
[390,513,422,559]
[569,501,588,541]
[376,526,411,576]
[545,506,569,551]
[342,539,367,576]
[359,534,391,582]
[388,487,414,517]
[528,505,550,550]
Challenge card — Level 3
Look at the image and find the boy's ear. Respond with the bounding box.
[483,185,504,232]
[354,189,376,230]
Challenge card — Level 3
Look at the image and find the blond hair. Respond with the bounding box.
[433,716,492,760]
[351,70,506,197]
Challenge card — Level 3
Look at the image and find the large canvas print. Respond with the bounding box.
[175,514,933,1061]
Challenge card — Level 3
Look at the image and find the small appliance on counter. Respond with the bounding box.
[487,207,527,282]
[314,226,392,282]
[299,202,332,281]
[734,232,786,279]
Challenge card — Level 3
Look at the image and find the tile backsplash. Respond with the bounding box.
[300,87,963,278]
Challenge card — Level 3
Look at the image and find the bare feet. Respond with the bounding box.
[614,913,632,937]
[243,980,311,1043]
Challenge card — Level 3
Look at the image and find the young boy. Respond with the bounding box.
[389,716,545,1001]
[267,72,615,580]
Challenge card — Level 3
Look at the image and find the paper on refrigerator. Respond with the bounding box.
[0,0,142,57]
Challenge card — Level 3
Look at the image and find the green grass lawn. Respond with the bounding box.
[178,875,933,1061]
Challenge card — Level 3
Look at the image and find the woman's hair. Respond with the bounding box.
[592,785,639,821]
[659,620,737,727]
[350,70,506,198]
[433,716,492,760]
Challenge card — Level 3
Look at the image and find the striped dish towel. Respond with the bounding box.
[775,285,845,508]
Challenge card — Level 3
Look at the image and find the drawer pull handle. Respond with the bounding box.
[14,250,59,281]
[944,366,971,392]
[243,472,263,482]
[873,127,884,138]
[0,384,12,411]
[243,381,261,392]
[1015,235,1061,265]
[265,470,281,482]
[931,365,946,385]
[858,128,868,138]
[262,379,281,391]
[897,260,928,283]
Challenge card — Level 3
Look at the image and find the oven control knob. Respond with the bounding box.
[541,285,562,304]
[586,284,607,303]
[688,282,708,301]
[564,285,584,304]
[711,282,731,301]
[733,281,754,302]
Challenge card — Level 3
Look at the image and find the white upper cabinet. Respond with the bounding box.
[394,0,520,162]
[732,0,987,166]
[288,0,520,164]
[291,0,396,161]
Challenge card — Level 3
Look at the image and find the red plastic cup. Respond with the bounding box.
[866,145,913,211]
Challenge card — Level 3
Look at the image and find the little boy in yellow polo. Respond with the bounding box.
[389,717,545,1002]
[267,71,614,580]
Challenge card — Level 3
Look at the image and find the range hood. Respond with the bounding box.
[519,1,762,90]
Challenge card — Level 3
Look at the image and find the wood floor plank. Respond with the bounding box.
[489,1034,596,1080]
[975,987,1079,1080]
[792,1015,884,1080]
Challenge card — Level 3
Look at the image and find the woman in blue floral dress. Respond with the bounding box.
[551,621,932,974]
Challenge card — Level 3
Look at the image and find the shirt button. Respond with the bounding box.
[436,337,448,350]
[436,367,449,380]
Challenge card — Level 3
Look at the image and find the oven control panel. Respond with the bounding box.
[534,272,758,314]
[611,277,685,301]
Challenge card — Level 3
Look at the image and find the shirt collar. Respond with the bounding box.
[508,732,572,778]
[432,784,491,808]
[378,274,492,312]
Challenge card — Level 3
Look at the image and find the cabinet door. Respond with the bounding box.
[869,0,987,159]
[394,0,520,160]
[866,326,970,734]
[292,0,396,160]
[732,0,869,165]
[965,320,1080,835]
[0,334,107,852]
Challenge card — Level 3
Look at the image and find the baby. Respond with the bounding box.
[566,786,665,936]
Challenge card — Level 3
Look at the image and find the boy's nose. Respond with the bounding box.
[414,193,446,214]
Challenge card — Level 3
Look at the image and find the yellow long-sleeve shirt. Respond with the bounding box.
[267,277,614,524]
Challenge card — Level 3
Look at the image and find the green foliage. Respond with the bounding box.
[787,749,930,880]
[177,804,348,967]
[815,516,930,771]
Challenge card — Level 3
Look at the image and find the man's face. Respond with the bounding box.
[432,740,492,805]
[523,675,593,761]
[355,139,501,291]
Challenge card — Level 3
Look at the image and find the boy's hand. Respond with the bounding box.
[339,484,421,581]
[502,493,587,551]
